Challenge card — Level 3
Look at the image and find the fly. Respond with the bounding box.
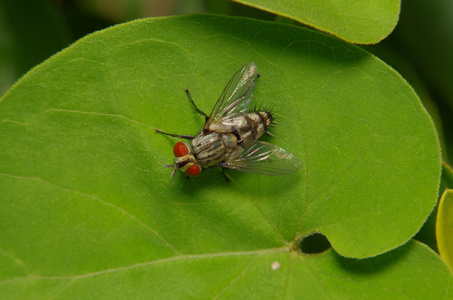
[155,63,301,180]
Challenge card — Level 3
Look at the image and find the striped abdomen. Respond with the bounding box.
[235,111,273,148]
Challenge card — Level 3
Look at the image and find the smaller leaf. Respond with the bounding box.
[234,0,400,44]
[437,188,453,271]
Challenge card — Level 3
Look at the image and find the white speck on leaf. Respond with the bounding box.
[271,261,281,270]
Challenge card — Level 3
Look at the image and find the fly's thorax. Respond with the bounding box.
[191,132,238,167]
[221,132,238,150]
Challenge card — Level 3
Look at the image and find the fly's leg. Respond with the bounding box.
[154,129,194,140]
[185,88,209,122]
[155,88,206,139]
[221,168,230,183]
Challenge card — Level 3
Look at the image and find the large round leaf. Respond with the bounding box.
[0,14,445,297]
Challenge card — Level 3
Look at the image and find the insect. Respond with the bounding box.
[155,63,301,180]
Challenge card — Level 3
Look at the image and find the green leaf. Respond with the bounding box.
[0,14,442,297]
[437,189,453,271]
[233,0,401,44]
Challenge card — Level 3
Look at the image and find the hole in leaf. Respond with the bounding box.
[299,233,331,254]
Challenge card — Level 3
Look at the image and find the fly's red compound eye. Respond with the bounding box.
[185,164,201,177]
[173,141,190,157]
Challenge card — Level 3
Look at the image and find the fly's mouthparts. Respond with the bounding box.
[169,168,177,178]
[163,164,178,177]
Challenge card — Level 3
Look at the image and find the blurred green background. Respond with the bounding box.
[1,0,452,252]
[0,0,275,96]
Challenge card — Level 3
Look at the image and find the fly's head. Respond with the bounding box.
[164,141,202,178]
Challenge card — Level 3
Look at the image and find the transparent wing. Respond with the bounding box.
[205,63,258,129]
[221,141,302,175]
